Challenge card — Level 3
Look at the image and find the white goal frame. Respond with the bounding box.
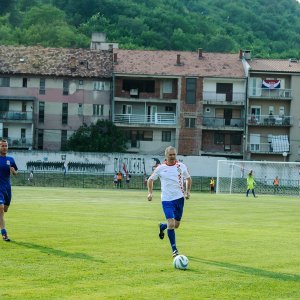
[216,160,300,196]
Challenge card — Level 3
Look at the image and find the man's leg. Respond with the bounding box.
[158,222,167,239]
[167,218,178,256]
[0,204,10,241]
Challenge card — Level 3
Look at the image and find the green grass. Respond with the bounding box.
[2,187,300,299]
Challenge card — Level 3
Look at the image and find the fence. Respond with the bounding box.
[12,171,213,192]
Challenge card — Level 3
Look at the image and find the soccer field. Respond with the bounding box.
[2,187,300,299]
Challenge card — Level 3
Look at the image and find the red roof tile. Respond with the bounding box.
[248,59,300,73]
[0,45,113,78]
[114,49,245,78]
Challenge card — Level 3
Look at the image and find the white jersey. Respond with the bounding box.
[149,160,190,202]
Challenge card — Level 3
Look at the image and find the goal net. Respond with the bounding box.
[216,160,300,196]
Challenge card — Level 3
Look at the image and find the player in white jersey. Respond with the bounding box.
[147,146,192,258]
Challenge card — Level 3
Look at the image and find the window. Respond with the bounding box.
[63,79,69,95]
[162,131,171,142]
[122,105,132,114]
[125,130,153,141]
[0,100,9,112]
[3,128,8,138]
[22,78,27,88]
[231,134,242,145]
[122,79,155,93]
[78,104,83,115]
[21,128,26,139]
[61,130,68,151]
[216,83,233,102]
[38,102,45,123]
[185,118,196,128]
[39,78,45,95]
[165,106,173,112]
[0,77,10,87]
[143,131,153,141]
[62,103,68,124]
[94,81,110,91]
[93,104,104,116]
[186,78,196,104]
[37,129,44,150]
[214,133,224,145]
[163,80,172,93]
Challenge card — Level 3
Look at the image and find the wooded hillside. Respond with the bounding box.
[1,0,300,58]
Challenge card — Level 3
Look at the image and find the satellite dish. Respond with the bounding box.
[69,83,77,95]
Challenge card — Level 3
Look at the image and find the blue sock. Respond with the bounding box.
[1,229,7,235]
[167,229,177,251]
[160,223,167,231]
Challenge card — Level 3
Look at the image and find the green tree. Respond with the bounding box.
[67,120,127,153]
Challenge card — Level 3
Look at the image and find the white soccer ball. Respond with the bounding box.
[173,255,189,270]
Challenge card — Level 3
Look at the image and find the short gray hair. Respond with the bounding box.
[165,146,176,157]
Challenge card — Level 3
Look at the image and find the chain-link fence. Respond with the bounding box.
[12,171,213,192]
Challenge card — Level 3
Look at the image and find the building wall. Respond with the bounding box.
[178,77,203,155]
[289,76,300,162]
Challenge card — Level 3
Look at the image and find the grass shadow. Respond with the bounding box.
[13,241,104,263]
[189,257,300,282]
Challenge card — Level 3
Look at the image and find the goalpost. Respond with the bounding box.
[216,160,300,196]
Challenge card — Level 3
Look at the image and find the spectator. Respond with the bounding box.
[117,172,123,189]
[28,170,34,185]
[113,173,118,188]
[126,173,131,188]
[273,176,279,193]
[210,177,215,194]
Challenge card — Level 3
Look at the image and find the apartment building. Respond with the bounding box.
[244,53,300,162]
[0,44,113,150]
[201,50,246,158]
[113,49,246,156]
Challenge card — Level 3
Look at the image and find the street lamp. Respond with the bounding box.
[282,152,287,162]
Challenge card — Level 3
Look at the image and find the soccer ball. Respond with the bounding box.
[173,255,189,270]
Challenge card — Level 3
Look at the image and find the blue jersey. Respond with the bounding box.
[0,155,18,188]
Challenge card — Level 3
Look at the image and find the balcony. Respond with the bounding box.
[114,113,176,126]
[248,143,289,154]
[5,137,33,149]
[203,117,244,130]
[248,88,292,100]
[202,91,246,105]
[0,111,33,122]
[247,114,292,126]
[0,87,37,100]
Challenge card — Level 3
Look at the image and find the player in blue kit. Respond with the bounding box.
[0,139,18,242]
[147,146,192,258]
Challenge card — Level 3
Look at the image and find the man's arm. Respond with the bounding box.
[185,177,192,199]
[10,167,17,176]
[147,178,154,201]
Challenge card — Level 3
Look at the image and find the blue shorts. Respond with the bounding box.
[162,197,184,221]
[0,187,12,206]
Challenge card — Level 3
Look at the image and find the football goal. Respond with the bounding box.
[216,160,300,196]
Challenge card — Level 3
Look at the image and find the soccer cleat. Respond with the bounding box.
[2,233,10,242]
[158,223,165,240]
[172,249,179,257]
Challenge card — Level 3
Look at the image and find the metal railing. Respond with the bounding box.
[247,114,292,126]
[203,117,244,128]
[114,113,176,125]
[0,111,33,121]
[248,88,292,99]
[248,142,289,154]
[202,91,246,104]
[4,137,33,148]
